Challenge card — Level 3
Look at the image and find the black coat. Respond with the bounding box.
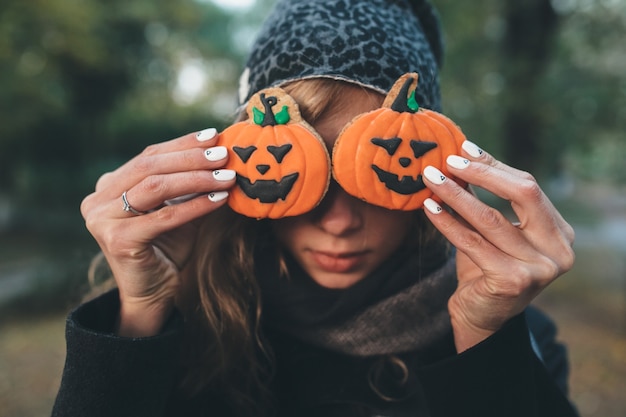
[51,290,578,417]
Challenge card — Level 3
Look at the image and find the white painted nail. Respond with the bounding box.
[447,155,470,170]
[196,128,217,141]
[423,166,446,185]
[423,198,443,214]
[213,169,236,181]
[462,140,484,158]
[208,191,229,202]
[204,146,227,162]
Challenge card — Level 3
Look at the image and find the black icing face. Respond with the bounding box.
[236,173,299,203]
[369,137,437,195]
[233,144,299,203]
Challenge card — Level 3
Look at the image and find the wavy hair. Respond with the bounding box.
[175,78,386,414]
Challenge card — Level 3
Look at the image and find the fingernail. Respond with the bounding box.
[423,198,443,214]
[208,191,229,202]
[423,166,446,185]
[462,140,484,158]
[204,146,227,161]
[196,128,217,141]
[447,155,470,170]
[213,169,236,181]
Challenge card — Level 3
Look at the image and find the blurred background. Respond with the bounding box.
[0,0,624,416]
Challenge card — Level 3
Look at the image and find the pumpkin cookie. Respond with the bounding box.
[219,88,331,219]
[332,73,467,211]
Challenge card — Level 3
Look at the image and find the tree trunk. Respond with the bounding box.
[501,0,558,175]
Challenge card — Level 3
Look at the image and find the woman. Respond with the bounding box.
[52,0,577,416]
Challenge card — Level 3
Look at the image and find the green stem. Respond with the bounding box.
[260,93,278,126]
[390,77,417,113]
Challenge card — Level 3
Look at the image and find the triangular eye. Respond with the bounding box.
[233,146,257,162]
[410,140,437,158]
[267,144,292,163]
[371,137,402,155]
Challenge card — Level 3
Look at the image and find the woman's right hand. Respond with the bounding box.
[80,128,235,337]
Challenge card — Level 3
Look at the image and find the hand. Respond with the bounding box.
[80,128,235,336]
[422,141,575,352]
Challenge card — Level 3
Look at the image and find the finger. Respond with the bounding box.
[143,128,220,156]
[96,144,228,195]
[444,154,572,239]
[101,191,230,244]
[120,169,236,214]
[423,197,565,295]
[422,197,517,274]
[423,165,535,259]
[94,128,220,192]
[140,193,231,241]
[433,159,575,272]
[460,140,530,179]
[459,145,571,235]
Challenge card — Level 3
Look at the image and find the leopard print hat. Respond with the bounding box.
[239,0,444,111]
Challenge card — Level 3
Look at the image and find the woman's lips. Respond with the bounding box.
[309,250,369,273]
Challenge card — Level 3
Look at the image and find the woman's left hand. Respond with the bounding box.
[422,141,575,352]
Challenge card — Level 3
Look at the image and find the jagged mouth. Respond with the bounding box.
[236,172,299,203]
[371,165,426,195]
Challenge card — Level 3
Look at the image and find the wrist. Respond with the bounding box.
[450,316,496,353]
[448,296,498,353]
[116,296,175,337]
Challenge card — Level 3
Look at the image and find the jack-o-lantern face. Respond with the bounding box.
[332,73,466,211]
[369,137,437,195]
[232,143,299,203]
[219,88,330,219]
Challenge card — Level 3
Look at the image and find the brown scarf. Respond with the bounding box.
[291,257,456,356]
[256,242,457,357]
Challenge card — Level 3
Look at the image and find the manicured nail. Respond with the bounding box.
[447,155,470,170]
[204,146,227,161]
[196,128,217,141]
[213,169,236,181]
[462,140,484,158]
[423,198,443,214]
[208,191,229,202]
[423,166,446,185]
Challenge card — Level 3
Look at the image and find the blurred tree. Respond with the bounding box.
[434,0,507,162]
[501,0,558,175]
[435,0,626,184]
[0,0,247,222]
[1,0,624,224]
[544,1,626,184]
[0,0,272,310]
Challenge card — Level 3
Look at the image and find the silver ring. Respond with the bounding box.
[121,191,147,216]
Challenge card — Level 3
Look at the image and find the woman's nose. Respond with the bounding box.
[313,183,363,236]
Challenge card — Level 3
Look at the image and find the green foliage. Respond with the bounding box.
[0,0,247,214]
[435,0,626,183]
[0,0,624,223]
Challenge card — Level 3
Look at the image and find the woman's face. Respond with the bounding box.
[272,87,414,289]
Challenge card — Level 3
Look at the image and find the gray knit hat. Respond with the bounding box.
[238,0,444,111]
